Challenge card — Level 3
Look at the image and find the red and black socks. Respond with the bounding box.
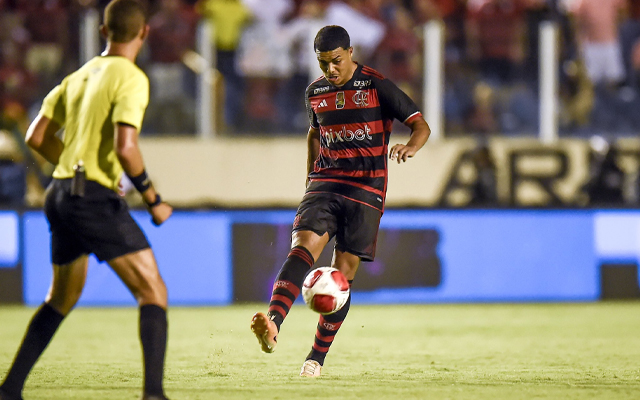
[267,246,315,330]
[306,280,353,366]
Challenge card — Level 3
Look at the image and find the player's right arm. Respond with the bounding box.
[304,86,321,187]
[115,122,172,226]
[306,126,320,187]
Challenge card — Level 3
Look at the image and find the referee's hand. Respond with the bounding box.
[149,202,173,226]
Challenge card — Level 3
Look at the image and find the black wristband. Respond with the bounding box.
[127,170,151,193]
[146,194,162,207]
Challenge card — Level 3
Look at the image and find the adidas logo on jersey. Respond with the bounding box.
[317,99,328,108]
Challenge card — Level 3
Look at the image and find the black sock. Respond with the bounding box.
[306,280,353,366]
[0,303,64,398]
[139,305,167,397]
[267,246,314,330]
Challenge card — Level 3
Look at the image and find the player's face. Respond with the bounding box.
[316,47,354,87]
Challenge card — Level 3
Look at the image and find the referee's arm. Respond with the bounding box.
[25,114,64,165]
[115,122,172,225]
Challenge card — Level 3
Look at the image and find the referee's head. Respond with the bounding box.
[102,0,148,44]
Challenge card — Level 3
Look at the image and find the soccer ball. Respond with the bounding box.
[302,267,350,315]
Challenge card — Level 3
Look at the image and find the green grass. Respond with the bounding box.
[1,303,639,399]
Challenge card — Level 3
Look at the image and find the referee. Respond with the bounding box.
[0,1,172,400]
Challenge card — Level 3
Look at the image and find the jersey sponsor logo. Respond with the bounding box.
[314,86,330,94]
[317,99,328,108]
[353,79,371,88]
[322,124,373,144]
[352,90,369,108]
[336,92,345,109]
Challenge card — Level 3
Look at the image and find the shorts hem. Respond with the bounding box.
[292,226,327,238]
[334,244,374,262]
[52,253,89,266]
[97,243,151,262]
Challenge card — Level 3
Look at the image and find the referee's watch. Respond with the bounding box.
[146,194,162,208]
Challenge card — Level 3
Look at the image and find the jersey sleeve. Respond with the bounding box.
[376,78,422,124]
[40,82,66,126]
[305,91,319,129]
[112,72,149,132]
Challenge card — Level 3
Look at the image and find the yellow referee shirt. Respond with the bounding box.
[196,0,251,51]
[40,55,149,192]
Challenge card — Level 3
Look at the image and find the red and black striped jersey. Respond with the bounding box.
[304,63,423,212]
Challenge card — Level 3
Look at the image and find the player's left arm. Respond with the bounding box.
[25,113,64,165]
[389,116,430,164]
[377,77,431,163]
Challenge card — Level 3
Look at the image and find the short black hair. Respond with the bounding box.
[314,25,351,52]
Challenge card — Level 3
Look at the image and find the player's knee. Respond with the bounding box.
[332,253,360,279]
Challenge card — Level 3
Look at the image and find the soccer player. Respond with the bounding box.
[251,25,431,377]
[0,1,172,399]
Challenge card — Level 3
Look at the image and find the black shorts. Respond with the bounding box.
[44,179,150,265]
[293,192,382,261]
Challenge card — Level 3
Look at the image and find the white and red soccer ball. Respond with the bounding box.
[302,267,350,315]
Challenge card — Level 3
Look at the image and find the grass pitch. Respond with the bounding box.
[1,303,639,399]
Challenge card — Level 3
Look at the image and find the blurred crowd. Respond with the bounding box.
[1,0,640,206]
[2,0,640,137]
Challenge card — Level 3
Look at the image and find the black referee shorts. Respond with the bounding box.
[44,179,150,265]
[293,192,382,261]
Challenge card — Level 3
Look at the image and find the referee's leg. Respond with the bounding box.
[109,249,169,400]
[109,249,167,308]
[47,255,90,314]
[0,256,88,400]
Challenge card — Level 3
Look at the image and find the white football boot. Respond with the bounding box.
[300,359,322,377]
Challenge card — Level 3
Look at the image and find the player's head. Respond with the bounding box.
[314,25,355,87]
[314,25,350,53]
[101,0,148,44]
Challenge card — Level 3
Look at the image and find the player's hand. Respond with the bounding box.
[149,202,173,226]
[389,144,418,164]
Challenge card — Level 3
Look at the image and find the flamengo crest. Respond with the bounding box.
[353,90,369,107]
